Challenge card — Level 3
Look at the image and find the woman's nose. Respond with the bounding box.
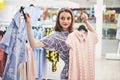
[64,19,68,23]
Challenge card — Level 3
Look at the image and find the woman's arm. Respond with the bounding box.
[25,13,46,48]
[81,13,98,44]
[81,13,96,33]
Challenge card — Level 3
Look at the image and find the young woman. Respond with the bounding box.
[25,8,96,80]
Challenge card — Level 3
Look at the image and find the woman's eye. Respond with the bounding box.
[67,17,71,20]
[60,17,71,20]
[61,17,65,20]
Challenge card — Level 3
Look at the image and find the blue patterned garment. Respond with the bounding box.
[32,27,46,79]
[0,11,27,80]
[40,31,70,80]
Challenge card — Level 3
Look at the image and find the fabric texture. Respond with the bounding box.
[66,30,98,80]
[40,31,70,80]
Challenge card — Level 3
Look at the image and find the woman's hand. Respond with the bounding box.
[80,13,96,33]
[81,13,88,23]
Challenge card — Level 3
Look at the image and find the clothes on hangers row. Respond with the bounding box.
[32,25,59,79]
[0,5,58,80]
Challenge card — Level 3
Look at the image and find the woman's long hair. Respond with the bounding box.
[54,8,74,33]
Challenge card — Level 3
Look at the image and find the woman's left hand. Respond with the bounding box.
[81,13,88,23]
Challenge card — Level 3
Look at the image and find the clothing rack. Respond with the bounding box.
[32,25,54,79]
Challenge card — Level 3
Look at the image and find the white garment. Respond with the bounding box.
[24,6,42,24]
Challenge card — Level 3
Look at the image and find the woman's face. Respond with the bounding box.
[59,12,72,31]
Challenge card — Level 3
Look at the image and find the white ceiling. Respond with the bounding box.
[4,0,80,8]
[4,0,120,8]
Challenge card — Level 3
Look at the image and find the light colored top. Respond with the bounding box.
[66,30,98,80]
[26,43,35,80]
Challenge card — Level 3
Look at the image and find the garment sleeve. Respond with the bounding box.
[90,31,99,44]
[40,32,57,51]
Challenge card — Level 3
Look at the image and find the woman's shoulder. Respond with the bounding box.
[47,31,60,37]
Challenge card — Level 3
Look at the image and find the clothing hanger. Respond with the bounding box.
[29,4,35,7]
[19,6,26,19]
[78,25,88,32]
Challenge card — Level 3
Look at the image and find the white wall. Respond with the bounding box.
[46,58,64,79]
[0,6,19,24]
[4,0,79,8]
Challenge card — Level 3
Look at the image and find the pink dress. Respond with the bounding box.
[66,30,98,80]
[26,43,35,80]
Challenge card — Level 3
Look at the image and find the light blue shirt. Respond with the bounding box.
[0,11,27,80]
[37,27,46,79]
[32,27,46,79]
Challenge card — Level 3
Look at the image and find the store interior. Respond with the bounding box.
[0,0,120,80]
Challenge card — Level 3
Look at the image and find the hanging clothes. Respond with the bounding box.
[26,43,35,80]
[45,27,59,72]
[116,14,120,39]
[0,11,27,80]
[66,30,98,80]
[0,47,7,77]
[36,27,46,79]
[18,63,26,80]
[32,26,46,79]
